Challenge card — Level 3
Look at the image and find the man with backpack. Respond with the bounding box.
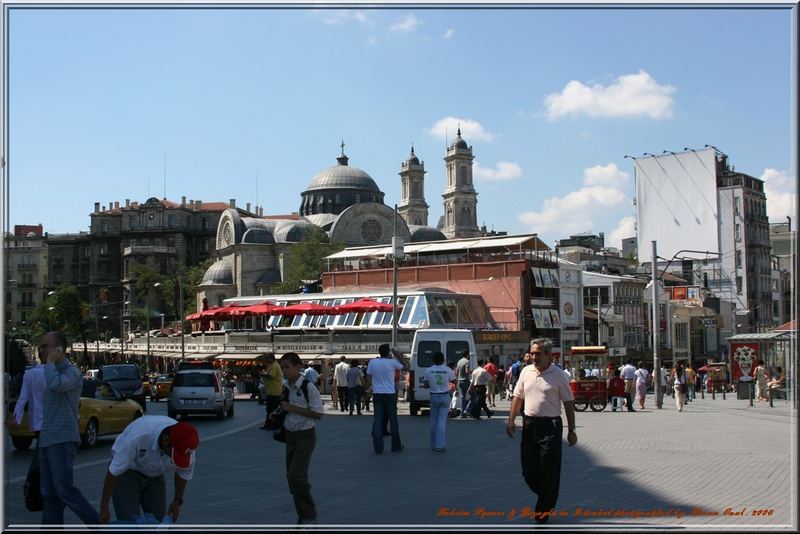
[271,352,324,525]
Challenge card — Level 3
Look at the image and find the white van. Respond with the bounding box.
[406,329,476,416]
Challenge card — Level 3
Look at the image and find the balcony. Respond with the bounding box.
[123,246,176,256]
[17,263,38,270]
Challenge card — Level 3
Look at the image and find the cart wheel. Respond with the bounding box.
[573,397,588,412]
[589,397,606,412]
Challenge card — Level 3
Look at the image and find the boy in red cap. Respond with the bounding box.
[98,416,199,524]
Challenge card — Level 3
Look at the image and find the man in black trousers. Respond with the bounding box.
[506,338,577,524]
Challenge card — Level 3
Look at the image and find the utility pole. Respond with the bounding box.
[179,271,185,360]
[652,241,662,409]
[391,205,400,350]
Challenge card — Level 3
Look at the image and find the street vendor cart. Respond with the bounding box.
[569,377,607,412]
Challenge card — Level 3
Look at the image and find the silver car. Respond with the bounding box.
[167,369,234,420]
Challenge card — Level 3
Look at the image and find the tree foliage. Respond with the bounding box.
[29,283,90,344]
[272,227,344,294]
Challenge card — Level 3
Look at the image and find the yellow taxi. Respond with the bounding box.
[7,379,144,450]
[150,374,173,401]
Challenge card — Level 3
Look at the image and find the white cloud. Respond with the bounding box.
[760,168,797,222]
[427,116,493,142]
[543,70,676,120]
[518,162,630,237]
[321,10,374,27]
[390,15,420,32]
[442,28,455,39]
[473,161,522,182]
[609,216,637,251]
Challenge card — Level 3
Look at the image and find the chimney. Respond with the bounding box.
[125,199,130,208]
[246,202,251,212]
[196,201,202,210]
[94,202,100,213]
[181,196,186,207]
[229,199,236,208]
[109,201,113,212]
[114,201,119,210]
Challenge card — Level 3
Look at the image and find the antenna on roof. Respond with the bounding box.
[163,152,167,200]
[256,172,259,215]
[445,123,448,149]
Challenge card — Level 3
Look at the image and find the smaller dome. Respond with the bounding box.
[241,228,275,244]
[274,220,314,242]
[408,225,447,243]
[450,128,468,150]
[200,257,234,286]
[405,146,419,165]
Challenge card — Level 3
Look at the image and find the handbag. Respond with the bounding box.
[680,383,688,395]
[24,454,43,512]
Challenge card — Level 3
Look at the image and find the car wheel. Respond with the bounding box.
[81,418,99,448]
[410,402,419,416]
[227,401,234,417]
[11,436,33,451]
[216,406,225,420]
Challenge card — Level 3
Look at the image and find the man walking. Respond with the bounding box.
[99,416,199,524]
[619,360,637,411]
[259,353,283,430]
[333,356,350,412]
[38,331,99,525]
[467,359,493,419]
[422,352,454,452]
[366,344,408,453]
[484,357,498,407]
[507,338,577,525]
[12,346,47,496]
[455,350,472,417]
[274,352,324,525]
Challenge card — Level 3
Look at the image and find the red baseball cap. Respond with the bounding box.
[169,422,199,469]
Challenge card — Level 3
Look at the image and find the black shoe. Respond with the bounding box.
[382,432,391,436]
[628,408,636,412]
[392,446,404,453]
[259,425,270,430]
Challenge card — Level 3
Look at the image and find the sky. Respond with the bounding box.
[6,4,798,250]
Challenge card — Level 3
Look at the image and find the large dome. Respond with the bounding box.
[300,150,385,217]
[305,161,380,192]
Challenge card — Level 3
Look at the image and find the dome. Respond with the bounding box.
[449,128,469,150]
[274,219,315,242]
[405,146,419,165]
[200,257,234,286]
[305,155,381,193]
[241,228,275,244]
[408,225,447,243]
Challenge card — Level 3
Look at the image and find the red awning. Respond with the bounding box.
[331,298,393,315]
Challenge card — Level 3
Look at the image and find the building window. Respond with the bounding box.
[168,215,176,227]
[129,215,137,228]
[735,251,742,269]
[458,165,467,183]
[99,243,108,256]
[675,323,688,349]
[736,276,743,295]
[734,197,740,215]
[734,224,741,242]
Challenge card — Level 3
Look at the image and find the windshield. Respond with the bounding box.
[102,366,140,380]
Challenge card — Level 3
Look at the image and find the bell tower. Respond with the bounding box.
[398,145,429,227]
[441,128,479,239]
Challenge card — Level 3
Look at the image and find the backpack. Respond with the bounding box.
[272,379,311,443]
[24,457,43,512]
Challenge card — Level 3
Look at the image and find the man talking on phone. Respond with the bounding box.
[38,331,100,525]
[366,344,408,454]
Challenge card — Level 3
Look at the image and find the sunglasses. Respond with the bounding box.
[529,351,543,355]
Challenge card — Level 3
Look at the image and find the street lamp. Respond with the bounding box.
[146,282,162,370]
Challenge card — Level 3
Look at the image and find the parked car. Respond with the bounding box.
[168,369,234,420]
[7,379,143,450]
[98,364,147,412]
[150,374,173,401]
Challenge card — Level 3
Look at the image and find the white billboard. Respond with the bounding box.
[635,148,720,260]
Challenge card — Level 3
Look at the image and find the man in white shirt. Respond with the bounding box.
[98,416,199,524]
[302,364,320,388]
[467,359,494,419]
[12,351,47,487]
[276,352,324,525]
[507,338,577,525]
[422,352,455,452]
[333,356,351,412]
[619,360,637,412]
[366,344,408,453]
[454,351,472,417]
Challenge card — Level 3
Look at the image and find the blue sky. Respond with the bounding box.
[7,5,797,249]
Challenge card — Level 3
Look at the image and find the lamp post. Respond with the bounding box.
[391,204,404,351]
[178,271,185,361]
[146,282,162,372]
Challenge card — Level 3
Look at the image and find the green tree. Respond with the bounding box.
[272,227,344,294]
[29,283,91,355]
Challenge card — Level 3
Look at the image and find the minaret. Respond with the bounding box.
[398,145,429,227]
[441,128,479,238]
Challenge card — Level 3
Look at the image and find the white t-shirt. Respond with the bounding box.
[621,364,636,380]
[470,367,493,387]
[635,368,649,385]
[425,365,455,394]
[108,415,194,480]
[367,358,403,394]
[283,378,324,432]
[334,361,350,386]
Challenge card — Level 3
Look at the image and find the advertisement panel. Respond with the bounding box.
[635,148,719,260]
[730,342,759,381]
[560,289,579,327]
